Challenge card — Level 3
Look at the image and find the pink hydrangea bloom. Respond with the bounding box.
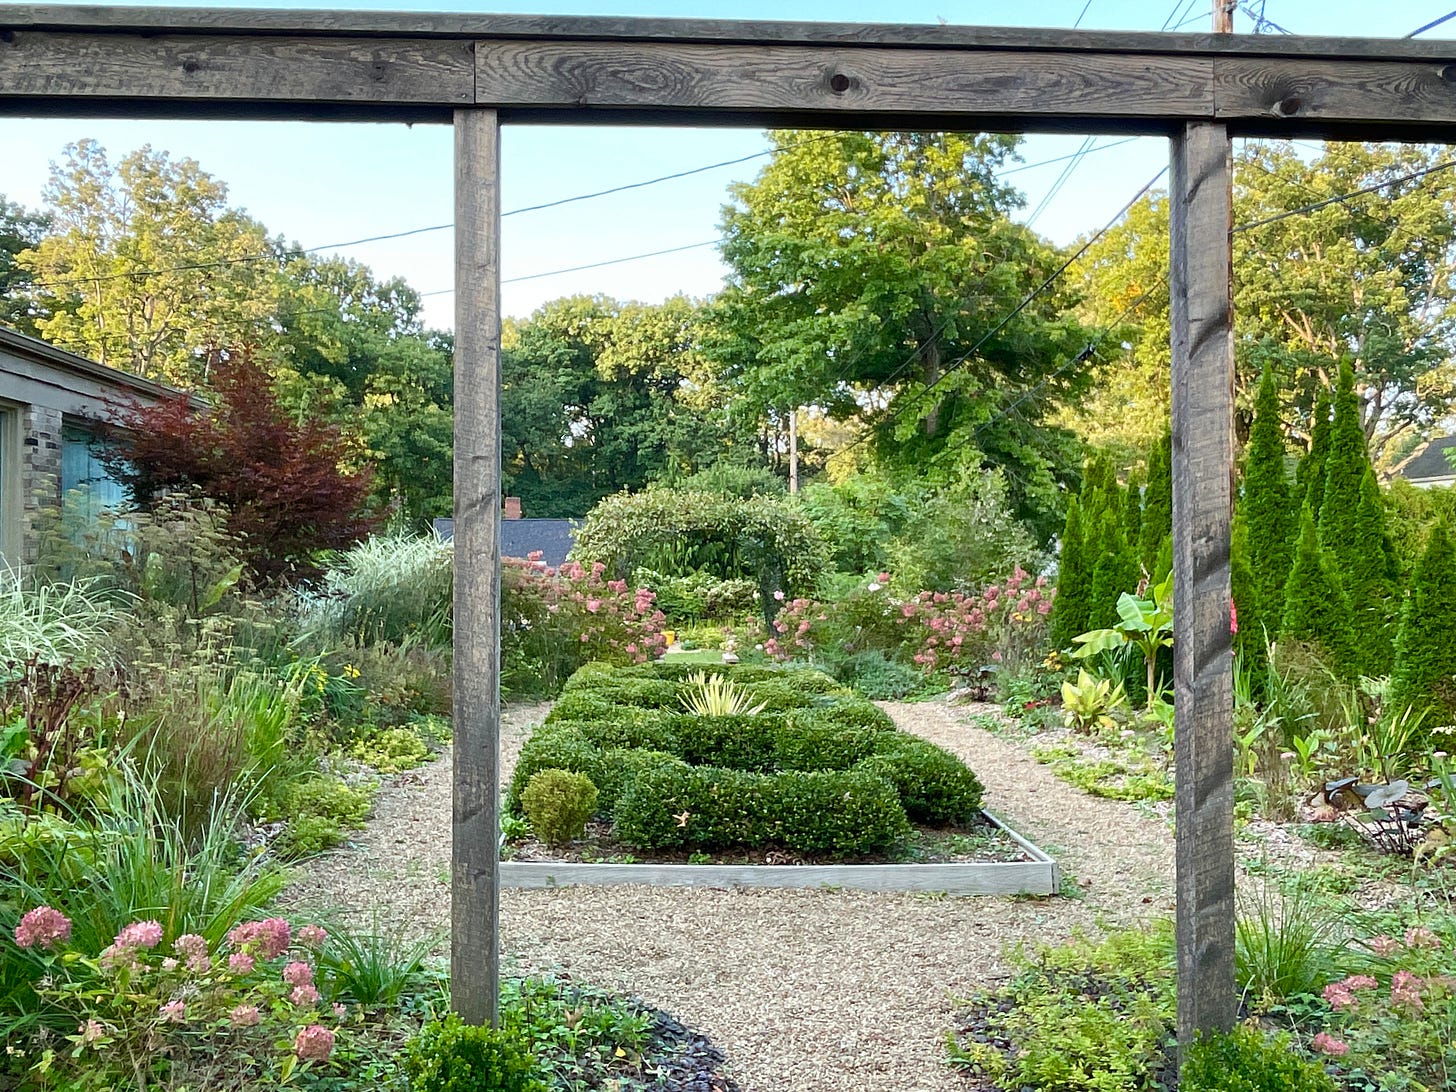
[161,957,180,971]
[158,1000,187,1023]
[291,983,321,1007]
[283,961,314,987]
[1405,926,1441,950]
[229,952,256,975]
[1311,1033,1348,1056]
[1343,975,1378,991]
[115,921,164,950]
[1368,935,1400,957]
[99,944,140,973]
[78,1019,106,1044]
[228,918,291,960]
[229,1004,262,1028]
[1322,982,1356,1011]
[1391,970,1426,1010]
[294,1024,335,1062]
[15,907,71,950]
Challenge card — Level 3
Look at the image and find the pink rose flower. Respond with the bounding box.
[15,906,71,950]
[294,1024,335,1062]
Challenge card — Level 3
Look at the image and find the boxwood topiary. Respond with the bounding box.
[508,725,599,810]
[564,675,681,710]
[742,679,821,713]
[544,690,622,724]
[559,661,652,691]
[670,713,783,771]
[772,722,882,772]
[405,1013,547,1092]
[789,701,896,733]
[520,769,599,845]
[1179,1028,1336,1092]
[763,769,909,853]
[856,736,983,825]
[547,714,681,754]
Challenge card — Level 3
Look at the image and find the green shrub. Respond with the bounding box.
[564,675,680,710]
[612,764,907,853]
[857,736,983,825]
[520,769,599,845]
[793,700,896,733]
[670,713,781,770]
[550,713,680,753]
[316,916,440,1008]
[508,725,599,806]
[311,533,453,648]
[559,661,654,690]
[1389,520,1456,731]
[831,650,926,700]
[271,775,374,858]
[405,1014,547,1092]
[350,726,431,774]
[544,690,622,724]
[772,722,882,771]
[1180,1027,1336,1092]
[642,662,784,685]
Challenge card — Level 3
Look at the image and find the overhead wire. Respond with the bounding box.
[1408,8,1456,36]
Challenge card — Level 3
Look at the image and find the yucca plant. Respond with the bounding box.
[679,670,767,717]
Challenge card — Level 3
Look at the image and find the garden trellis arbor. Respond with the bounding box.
[7,6,1456,1045]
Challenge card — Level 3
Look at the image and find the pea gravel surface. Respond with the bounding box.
[285,698,1174,1092]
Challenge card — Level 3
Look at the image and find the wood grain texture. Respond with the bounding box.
[451,107,502,1030]
[1216,57,1456,127]
[0,31,472,104]
[1169,121,1238,1046]
[473,40,1212,119]
[500,860,1058,895]
[4,5,1456,62]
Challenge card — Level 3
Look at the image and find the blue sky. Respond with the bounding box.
[0,0,1446,326]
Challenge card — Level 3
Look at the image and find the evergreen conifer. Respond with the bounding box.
[1389,522,1456,729]
[1282,507,1357,677]
[1240,366,1294,645]
[1050,495,1093,647]
[1088,512,1141,629]
[1299,386,1332,520]
[1139,430,1173,573]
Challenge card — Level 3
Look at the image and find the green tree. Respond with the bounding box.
[1139,430,1173,574]
[712,130,1094,539]
[0,194,48,332]
[20,140,280,385]
[1050,495,1092,648]
[1239,366,1295,645]
[1088,511,1140,630]
[1281,508,1356,677]
[1388,521,1456,727]
[1299,386,1333,519]
[1318,362,1398,671]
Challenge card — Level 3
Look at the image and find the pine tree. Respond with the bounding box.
[1123,471,1144,565]
[1139,430,1172,573]
[1299,386,1333,520]
[1389,522,1456,729]
[1088,511,1141,629]
[1240,366,1294,644]
[1282,507,1356,677]
[1050,495,1093,647]
[1317,362,1397,671]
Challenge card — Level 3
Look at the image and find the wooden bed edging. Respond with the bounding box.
[498,809,1060,896]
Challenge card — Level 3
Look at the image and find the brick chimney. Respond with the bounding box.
[503,496,522,520]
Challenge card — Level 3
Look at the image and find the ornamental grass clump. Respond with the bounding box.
[520,768,599,845]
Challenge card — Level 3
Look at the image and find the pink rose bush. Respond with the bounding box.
[1309,926,1456,1085]
[8,908,344,1087]
[761,567,1053,675]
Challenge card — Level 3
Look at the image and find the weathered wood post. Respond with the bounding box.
[1169,120,1237,1045]
[451,105,503,1027]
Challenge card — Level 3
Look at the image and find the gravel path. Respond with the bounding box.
[285,698,1174,1092]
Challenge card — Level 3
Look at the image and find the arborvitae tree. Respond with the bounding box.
[1139,429,1173,573]
[1318,362,1397,671]
[1081,453,1120,531]
[1282,507,1357,677]
[1299,386,1333,520]
[1231,515,1260,662]
[1389,521,1456,729]
[1123,471,1143,563]
[1051,495,1093,647]
[1153,536,1173,583]
[1240,366,1295,644]
[1088,512,1141,629]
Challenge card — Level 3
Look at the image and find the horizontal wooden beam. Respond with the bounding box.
[3,4,1456,62]
[4,7,1456,137]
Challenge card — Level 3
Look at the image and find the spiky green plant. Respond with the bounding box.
[306,533,453,648]
[679,670,767,717]
[0,566,122,666]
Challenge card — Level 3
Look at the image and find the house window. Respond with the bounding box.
[60,422,127,523]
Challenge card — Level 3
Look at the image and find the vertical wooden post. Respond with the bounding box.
[452,105,502,1028]
[1169,120,1237,1046]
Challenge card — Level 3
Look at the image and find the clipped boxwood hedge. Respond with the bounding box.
[515,662,984,854]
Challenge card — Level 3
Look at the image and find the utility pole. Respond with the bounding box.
[788,409,799,494]
[1214,0,1234,33]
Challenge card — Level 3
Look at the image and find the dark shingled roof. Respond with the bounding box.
[432,518,579,569]
[1400,436,1456,482]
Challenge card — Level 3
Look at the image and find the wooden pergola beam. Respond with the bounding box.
[3,8,1456,137]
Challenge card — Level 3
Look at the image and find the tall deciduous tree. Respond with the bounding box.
[712,130,1094,539]
[21,140,280,385]
[0,194,48,332]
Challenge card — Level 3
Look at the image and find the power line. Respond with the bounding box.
[1233,156,1456,232]
[1408,8,1456,36]
[1239,1,1293,33]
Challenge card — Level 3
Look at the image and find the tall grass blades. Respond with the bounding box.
[0,566,122,666]
[315,915,441,1008]
[307,534,453,648]
[1235,878,1349,1010]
